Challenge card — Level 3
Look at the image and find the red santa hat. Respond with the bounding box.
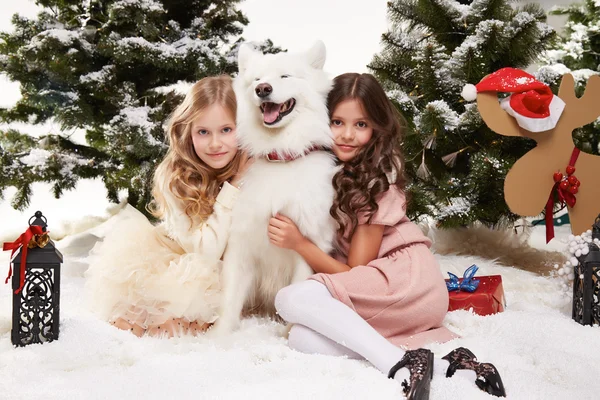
[461,67,565,133]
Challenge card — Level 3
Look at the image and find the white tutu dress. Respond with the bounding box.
[84,181,239,329]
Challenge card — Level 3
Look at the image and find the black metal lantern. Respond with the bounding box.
[572,215,600,326]
[9,211,62,346]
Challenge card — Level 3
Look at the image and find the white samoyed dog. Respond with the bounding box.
[210,41,337,334]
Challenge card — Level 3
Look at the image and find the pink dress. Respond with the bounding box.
[310,186,458,349]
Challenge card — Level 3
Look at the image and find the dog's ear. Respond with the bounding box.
[238,43,260,73]
[305,40,326,70]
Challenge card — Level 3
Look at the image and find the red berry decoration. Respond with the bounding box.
[560,181,570,190]
[566,165,576,175]
[568,175,578,185]
[569,185,579,194]
[575,179,581,187]
[553,171,563,182]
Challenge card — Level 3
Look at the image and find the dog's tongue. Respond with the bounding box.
[263,103,282,124]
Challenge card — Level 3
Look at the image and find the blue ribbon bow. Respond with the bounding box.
[446,264,480,293]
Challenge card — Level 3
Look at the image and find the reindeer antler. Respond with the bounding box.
[558,74,577,104]
[558,74,600,128]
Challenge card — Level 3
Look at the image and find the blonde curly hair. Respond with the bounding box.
[149,75,241,224]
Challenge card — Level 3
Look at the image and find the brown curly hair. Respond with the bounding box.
[328,73,407,237]
[149,75,241,224]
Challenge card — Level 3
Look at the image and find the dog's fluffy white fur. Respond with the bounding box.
[211,41,337,334]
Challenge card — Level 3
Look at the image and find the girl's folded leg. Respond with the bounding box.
[288,324,362,360]
[275,280,410,384]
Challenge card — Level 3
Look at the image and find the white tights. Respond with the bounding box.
[275,280,476,384]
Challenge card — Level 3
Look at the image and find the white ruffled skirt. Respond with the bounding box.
[84,206,221,328]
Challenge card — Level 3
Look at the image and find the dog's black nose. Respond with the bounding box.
[255,83,272,98]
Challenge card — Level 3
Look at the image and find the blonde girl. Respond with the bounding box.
[85,75,250,337]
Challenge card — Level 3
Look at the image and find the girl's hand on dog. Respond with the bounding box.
[268,214,305,250]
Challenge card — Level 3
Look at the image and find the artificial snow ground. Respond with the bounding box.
[1,181,600,400]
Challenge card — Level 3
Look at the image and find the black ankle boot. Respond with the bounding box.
[442,347,506,397]
[388,348,434,400]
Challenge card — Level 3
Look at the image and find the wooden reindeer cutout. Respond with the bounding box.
[476,73,600,242]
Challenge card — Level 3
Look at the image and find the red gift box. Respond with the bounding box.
[446,275,506,316]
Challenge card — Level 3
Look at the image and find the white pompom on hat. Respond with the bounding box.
[461,84,478,102]
[461,67,565,132]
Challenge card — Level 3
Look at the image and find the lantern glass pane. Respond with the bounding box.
[12,264,60,346]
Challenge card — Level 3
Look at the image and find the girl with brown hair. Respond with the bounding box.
[85,75,251,337]
[268,73,506,399]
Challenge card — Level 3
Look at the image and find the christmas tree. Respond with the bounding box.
[537,0,600,155]
[0,0,277,214]
[370,0,556,228]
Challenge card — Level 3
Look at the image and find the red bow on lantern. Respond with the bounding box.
[3,225,45,294]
